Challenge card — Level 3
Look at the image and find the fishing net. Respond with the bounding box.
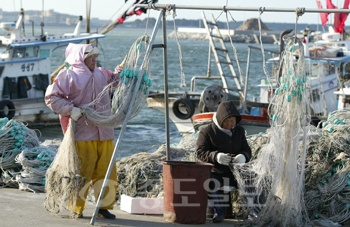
[44,120,85,213]
[230,37,312,227]
[44,35,153,214]
[112,101,350,226]
[82,34,152,127]
[0,118,40,169]
[303,109,350,225]
[0,118,41,188]
[116,133,199,199]
[15,140,59,192]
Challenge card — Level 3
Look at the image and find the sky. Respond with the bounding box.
[2,0,350,25]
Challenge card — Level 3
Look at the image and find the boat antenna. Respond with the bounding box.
[40,0,45,41]
[20,8,25,37]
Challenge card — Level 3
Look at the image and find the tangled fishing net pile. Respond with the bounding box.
[0,117,59,192]
[116,133,198,199]
[15,140,59,192]
[303,109,350,225]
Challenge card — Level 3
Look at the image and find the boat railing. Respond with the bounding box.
[189,76,221,92]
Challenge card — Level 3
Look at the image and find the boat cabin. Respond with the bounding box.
[0,9,105,125]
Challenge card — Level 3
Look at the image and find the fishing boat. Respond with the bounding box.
[146,11,274,135]
[146,10,350,135]
[0,9,105,126]
[260,25,350,123]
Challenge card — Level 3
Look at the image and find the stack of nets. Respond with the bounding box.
[303,109,350,225]
[0,118,41,188]
[15,140,60,192]
[0,117,59,192]
[116,133,199,199]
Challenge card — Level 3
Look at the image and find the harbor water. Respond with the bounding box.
[20,26,276,160]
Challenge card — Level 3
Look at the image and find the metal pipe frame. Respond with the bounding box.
[136,4,350,14]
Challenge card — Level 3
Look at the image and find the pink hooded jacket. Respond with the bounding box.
[45,43,120,141]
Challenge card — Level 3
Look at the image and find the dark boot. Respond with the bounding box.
[208,191,225,223]
[222,189,234,219]
[97,209,115,219]
[212,206,224,223]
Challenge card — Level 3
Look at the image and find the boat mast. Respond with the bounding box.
[86,0,91,44]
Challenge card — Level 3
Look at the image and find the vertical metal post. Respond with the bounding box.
[206,40,211,77]
[244,46,251,104]
[240,46,251,113]
[89,11,163,225]
[162,10,170,161]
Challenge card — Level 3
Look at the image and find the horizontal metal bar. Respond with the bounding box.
[135,4,350,14]
[248,45,280,54]
[152,44,165,49]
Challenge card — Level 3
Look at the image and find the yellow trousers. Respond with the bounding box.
[73,140,117,214]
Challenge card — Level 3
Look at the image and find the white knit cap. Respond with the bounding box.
[84,45,100,59]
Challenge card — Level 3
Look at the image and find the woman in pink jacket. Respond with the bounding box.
[45,43,121,219]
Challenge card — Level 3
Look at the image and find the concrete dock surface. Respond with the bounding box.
[0,188,250,227]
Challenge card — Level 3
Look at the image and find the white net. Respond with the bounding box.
[231,37,312,227]
[44,120,85,213]
[82,35,152,127]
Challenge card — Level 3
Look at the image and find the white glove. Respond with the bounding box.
[71,107,82,121]
[232,154,246,164]
[115,65,123,74]
[216,153,231,166]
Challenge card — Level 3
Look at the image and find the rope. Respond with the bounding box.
[168,7,186,88]
[257,7,272,86]
[223,8,245,87]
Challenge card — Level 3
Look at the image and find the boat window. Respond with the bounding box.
[311,88,321,102]
[305,63,319,77]
[12,47,26,58]
[40,49,50,58]
[25,47,39,58]
[323,64,335,75]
